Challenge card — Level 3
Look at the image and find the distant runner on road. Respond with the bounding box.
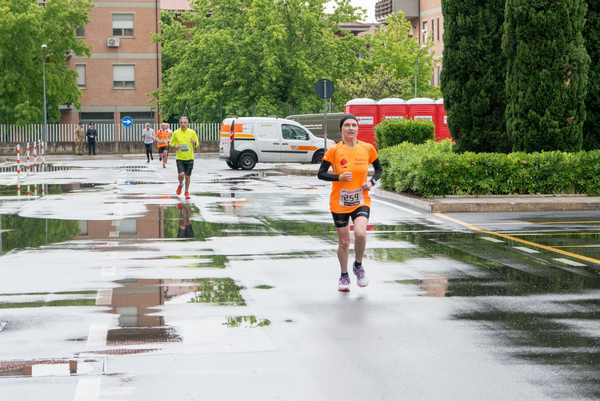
[170,116,199,200]
[142,123,155,163]
[317,115,383,292]
[155,123,172,168]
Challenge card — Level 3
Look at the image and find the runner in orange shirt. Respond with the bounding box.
[317,115,383,292]
[155,123,172,168]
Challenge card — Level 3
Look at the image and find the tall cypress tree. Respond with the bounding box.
[441,0,509,153]
[503,0,589,152]
[584,1,600,150]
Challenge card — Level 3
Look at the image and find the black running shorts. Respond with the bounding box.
[331,206,370,228]
[176,159,194,176]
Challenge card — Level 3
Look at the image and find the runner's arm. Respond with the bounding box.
[369,159,383,186]
[317,160,339,182]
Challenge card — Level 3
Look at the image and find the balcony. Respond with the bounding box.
[375,0,419,21]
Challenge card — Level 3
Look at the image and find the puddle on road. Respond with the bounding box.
[254,285,274,290]
[0,183,100,197]
[132,254,228,269]
[454,300,600,400]
[223,315,271,328]
[0,290,97,309]
[96,278,246,346]
[0,358,102,377]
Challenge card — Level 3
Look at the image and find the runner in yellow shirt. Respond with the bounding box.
[170,116,199,200]
[317,115,383,292]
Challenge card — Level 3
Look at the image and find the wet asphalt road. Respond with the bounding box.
[0,155,599,401]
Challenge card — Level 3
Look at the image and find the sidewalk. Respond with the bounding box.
[276,163,600,213]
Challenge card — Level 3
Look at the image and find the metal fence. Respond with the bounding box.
[0,123,221,144]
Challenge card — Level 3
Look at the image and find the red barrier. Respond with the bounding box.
[434,99,452,141]
[345,98,378,146]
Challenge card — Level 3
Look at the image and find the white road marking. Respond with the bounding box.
[480,236,504,243]
[553,258,587,267]
[513,246,540,254]
[73,377,101,401]
[95,289,113,306]
[372,198,422,216]
[86,324,108,349]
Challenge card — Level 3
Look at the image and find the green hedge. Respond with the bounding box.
[375,119,434,148]
[379,140,600,197]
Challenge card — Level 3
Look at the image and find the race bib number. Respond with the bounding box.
[180,144,190,152]
[339,189,363,207]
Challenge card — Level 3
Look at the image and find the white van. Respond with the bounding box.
[219,117,335,170]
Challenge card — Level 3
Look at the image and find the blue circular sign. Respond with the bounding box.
[121,116,134,128]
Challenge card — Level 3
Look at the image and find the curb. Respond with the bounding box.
[275,165,600,213]
[373,188,600,213]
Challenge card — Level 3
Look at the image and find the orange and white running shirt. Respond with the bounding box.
[155,129,172,148]
[322,141,378,214]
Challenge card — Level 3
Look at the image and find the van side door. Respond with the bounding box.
[255,122,282,162]
[280,124,316,163]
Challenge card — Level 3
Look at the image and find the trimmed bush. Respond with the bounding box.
[584,0,600,150]
[441,0,509,153]
[375,119,434,148]
[379,140,600,197]
[503,0,589,152]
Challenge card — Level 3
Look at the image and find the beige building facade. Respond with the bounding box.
[63,0,161,125]
[375,0,444,86]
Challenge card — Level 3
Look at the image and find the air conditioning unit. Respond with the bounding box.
[106,37,120,48]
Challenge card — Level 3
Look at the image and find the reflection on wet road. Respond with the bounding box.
[0,156,599,401]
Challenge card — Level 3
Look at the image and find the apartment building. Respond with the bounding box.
[63,0,161,125]
[375,0,444,86]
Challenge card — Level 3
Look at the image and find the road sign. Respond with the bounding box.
[121,116,134,128]
[315,79,334,100]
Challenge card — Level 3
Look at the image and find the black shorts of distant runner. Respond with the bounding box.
[331,206,370,228]
[176,160,194,176]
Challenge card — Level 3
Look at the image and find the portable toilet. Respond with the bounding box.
[434,99,452,141]
[345,98,378,146]
[377,98,408,122]
[407,98,436,123]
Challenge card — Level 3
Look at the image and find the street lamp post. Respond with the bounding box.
[414,28,428,98]
[41,44,48,144]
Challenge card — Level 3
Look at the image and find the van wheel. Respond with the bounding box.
[312,149,325,164]
[226,160,239,169]
[238,151,257,170]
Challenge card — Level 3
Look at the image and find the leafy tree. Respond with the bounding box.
[0,0,91,124]
[503,0,589,152]
[584,0,600,150]
[159,0,364,121]
[338,13,435,101]
[441,0,509,153]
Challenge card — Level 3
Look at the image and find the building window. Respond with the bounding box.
[76,26,85,37]
[437,18,440,41]
[112,14,134,37]
[422,21,428,43]
[76,64,86,87]
[113,65,135,88]
[431,20,435,42]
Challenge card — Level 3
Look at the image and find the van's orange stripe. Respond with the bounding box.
[219,132,255,139]
[292,145,318,151]
[220,123,244,132]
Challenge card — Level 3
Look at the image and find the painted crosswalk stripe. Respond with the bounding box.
[553,258,587,267]
[513,246,540,254]
[481,236,504,243]
[73,377,101,401]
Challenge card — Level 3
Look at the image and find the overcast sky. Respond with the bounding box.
[350,0,376,22]
[327,0,376,23]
